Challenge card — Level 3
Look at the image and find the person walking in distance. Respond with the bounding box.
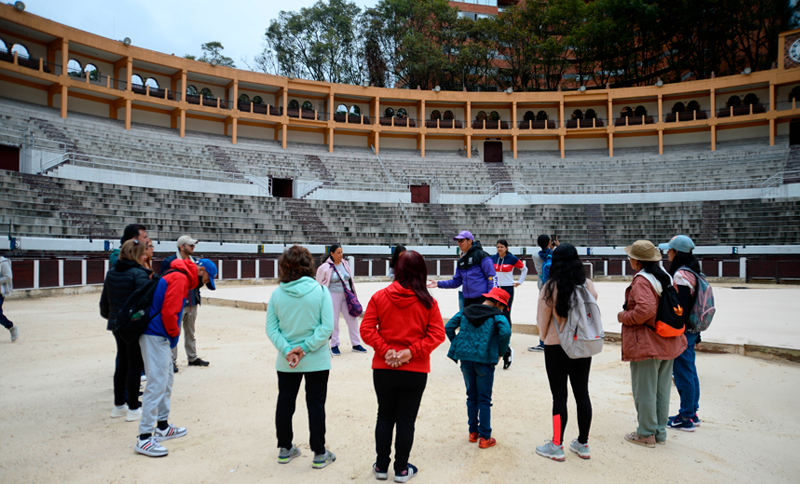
[535,244,597,461]
[360,251,446,482]
[0,254,19,342]
[316,244,368,356]
[492,239,527,369]
[266,245,336,469]
[135,258,217,457]
[427,230,497,307]
[529,234,554,352]
[161,236,209,370]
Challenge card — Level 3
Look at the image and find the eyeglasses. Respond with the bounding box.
[147,245,154,249]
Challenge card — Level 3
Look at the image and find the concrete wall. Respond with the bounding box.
[0,79,47,106]
[614,134,659,149]
[717,125,768,142]
[305,187,411,203]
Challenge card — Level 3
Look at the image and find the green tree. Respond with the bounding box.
[184,42,235,68]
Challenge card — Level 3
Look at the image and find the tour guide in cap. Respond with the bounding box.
[427,230,498,307]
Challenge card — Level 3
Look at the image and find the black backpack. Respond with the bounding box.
[653,284,686,338]
[115,269,183,344]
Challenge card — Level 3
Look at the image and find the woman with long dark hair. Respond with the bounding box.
[316,244,366,356]
[267,245,336,468]
[360,251,446,482]
[388,245,407,280]
[660,235,703,431]
[618,240,687,448]
[535,243,597,461]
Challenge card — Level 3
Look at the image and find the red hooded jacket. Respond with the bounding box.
[360,281,445,373]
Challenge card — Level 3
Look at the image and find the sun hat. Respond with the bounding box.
[658,235,695,253]
[453,230,474,241]
[624,240,662,262]
[482,287,510,309]
[177,235,198,248]
[195,258,217,290]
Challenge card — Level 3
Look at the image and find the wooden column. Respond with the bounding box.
[559,134,565,159]
[658,129,663,155]
[60,40,69,118]
[420,133,426,158]
[711,125,716,151]
[559,98,565,130]
[512,135,518,159]
[466,101,471,125]
[180,109,185,138]
[126,57,133,92]
[769,83,776,145]
[232,118,238,144]
[60,85,68,119]
[657,94,663,123]
[374,131,379,154]
[608,133,613,157]
[181,70,187,98]
[328,93,334,120]
[511,101,517,126]
[328,127,334,153]
[420,100,426,125]
[466,134,471,159]
[125,99,132,130]
[709,88,716,117]
[231,80,238,107]
[282,123,287,149]
[282,89,288,113]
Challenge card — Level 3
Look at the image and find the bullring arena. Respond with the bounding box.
[1,2,800,483]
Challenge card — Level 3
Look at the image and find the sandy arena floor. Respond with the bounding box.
[1,287,799,483]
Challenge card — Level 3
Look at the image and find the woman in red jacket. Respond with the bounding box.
[360,251,446,483]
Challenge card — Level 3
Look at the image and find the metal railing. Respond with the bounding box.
[397,199,424,245]
[370,144,396,184]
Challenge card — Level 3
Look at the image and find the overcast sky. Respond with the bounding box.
[26,0,378,70]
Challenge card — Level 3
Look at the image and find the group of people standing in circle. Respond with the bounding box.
[264,231,707,480]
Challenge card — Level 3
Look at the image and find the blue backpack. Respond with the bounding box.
[539,253,552,284]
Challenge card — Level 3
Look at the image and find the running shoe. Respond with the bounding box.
[278,445,300,464]
[503,347,514,370]
[312,449,336,469]
[135,436,168,457]
[330,346,341,356]
[352,345,368,353]
[154,423,187,442]
[536,441,565,461]
[394,463,417,483]
[569,439,590,459]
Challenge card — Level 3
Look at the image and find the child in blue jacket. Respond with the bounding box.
[446,287,511,449]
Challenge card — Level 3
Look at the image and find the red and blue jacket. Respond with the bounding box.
[145,259,198,348]
[492,252,528,287]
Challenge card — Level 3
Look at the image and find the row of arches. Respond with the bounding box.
[238,94,266,105]
[67,59,99,80]
[0,38,28,58]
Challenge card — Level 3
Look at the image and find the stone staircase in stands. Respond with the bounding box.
[30,117,91,166]
[19,173,116,238]
[785,146,800,184]
[486,162,515,193]
[585,204,607,246]
[698,200,720,245]
[427,202,459,244]
[306,155,337,187]
[205,145,242,174]
[282,198,338,245]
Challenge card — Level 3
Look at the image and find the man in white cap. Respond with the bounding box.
[160,236,209,370]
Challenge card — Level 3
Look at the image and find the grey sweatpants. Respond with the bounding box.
[139,334,174,436]
[172,305,198,363]
[630,358,674,441]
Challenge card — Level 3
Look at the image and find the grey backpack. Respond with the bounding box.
[555,285,604,359]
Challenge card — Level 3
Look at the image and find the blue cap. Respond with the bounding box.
[453,230,474,241]
[659,235,695,253]
[195,258,217,290]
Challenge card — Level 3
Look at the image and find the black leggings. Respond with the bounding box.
[113,331,144,410]
[373,369,428,474]
[544,344,592,445]
[276,370,329,455]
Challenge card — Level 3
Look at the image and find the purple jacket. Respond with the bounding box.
[438,246,497,299]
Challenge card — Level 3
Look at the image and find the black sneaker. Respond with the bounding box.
[394,463,417,483]
[173,362,179,373]
[503,347,514,370]
[352,345,368,353]
[330,346,341,356]
[188,358,210,367]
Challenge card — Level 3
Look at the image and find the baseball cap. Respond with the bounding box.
[658,235,695,253]
[195,258,217,290]
[177,235,198,248]
[453,230,474,241]
[482,287,510,309]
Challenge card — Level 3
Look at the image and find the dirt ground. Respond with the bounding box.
[0,291,799,483]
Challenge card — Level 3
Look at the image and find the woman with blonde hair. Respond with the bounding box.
[100,239,153,421]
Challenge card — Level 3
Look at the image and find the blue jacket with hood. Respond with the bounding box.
[437,245,497,299]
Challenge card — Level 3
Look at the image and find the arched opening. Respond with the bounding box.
[634,105,647,116]
[790,86,800,102]
[476,111,487,121]
[536,110,549,121]
[489,111,500,121]
[687,100,700,112]
[349,105,361,115]
[726,96,741,108]
[145,78,159,89]
[302,101,313,111]
[238,94,250,104]
[571,109,583,120]
[67,59,82,77]
[200,87,213,99]
[84,63,99,81]
[430,110,441,120]
[620,107,633,117]
[443,110,454,120]
[10,43,28,58]
[585,109,597,119]
[743,93,759,105]
[131,74,144,86]
[336,103,348,114]
[384,107,395,118]
[397,108,407,118]
[523,111,535,122]
[288,99,300,110]
[0,38,7,53]
[252,96,263,105]
[186,85,198,96]
[672,102,685,114]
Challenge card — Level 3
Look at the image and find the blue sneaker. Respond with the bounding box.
[667,415,696,432]
[394,463,417,483]
[352,345,368,353]
[669,414,701,427]
[330,346,341,356]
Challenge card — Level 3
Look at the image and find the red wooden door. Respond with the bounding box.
[410,185,430,203]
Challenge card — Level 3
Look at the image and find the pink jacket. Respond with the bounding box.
[315,258,357,294]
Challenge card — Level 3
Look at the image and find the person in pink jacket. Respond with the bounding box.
[316,244,367,356]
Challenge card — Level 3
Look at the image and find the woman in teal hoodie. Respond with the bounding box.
[266,245,336,469]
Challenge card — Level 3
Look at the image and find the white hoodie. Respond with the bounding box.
[0,257,12,297]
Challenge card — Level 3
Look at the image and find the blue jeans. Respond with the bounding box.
[460,361,495,439]
[0,295,13,330]
[672,332,700,418]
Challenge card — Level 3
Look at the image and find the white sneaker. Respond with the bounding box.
[135,436,168,457]
[111,404,128,418]
[9,326,19,342]
[126,407,142,422]
[154,423,187,442]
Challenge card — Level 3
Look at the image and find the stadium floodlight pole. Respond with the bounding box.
[14,1,25,12]
[122,37,131,46]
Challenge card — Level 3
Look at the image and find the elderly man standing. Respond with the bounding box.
[427,230,497,307]
[161,236,209,370]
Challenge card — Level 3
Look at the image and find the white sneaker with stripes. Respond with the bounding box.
[135,436,168,457]
[154,423,187,442]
